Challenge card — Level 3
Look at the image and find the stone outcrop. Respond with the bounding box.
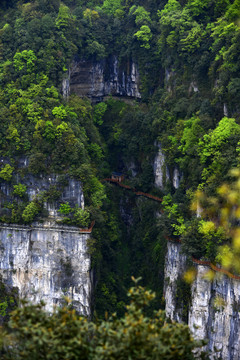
[63,55,141,101]
[153,143,170,189]
[164,242,240,360]
[172,168,181,189]
[153,143,181,189]
[164,242,186,322]
[0,158,91,315]
[0,222,91,316]
[189,265,240,360]
[0,170,84,219]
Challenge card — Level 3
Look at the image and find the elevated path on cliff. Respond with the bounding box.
[104,177,240,280]
[165,235,240,280]
[104,178,163,202]
[0,220,95,234]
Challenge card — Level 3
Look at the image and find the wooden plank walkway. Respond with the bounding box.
[164,235,240,280]
[104,178,162,202]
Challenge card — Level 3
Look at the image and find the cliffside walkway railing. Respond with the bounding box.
[104,178,163,203]
[79,220,95,234]
[165,235,240,280]
[0,220,95,235]
[191,257,240,280]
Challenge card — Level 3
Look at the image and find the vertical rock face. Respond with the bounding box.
[172,168,181,189]
[0,162,91,315]
[153,143,181,189]
[0,173,84,219]
[0,222,91,316]
[153,143,170,189]
[224,103,228,117]
[189,81,199,93]
[62,72,71,100]
[63,55,141,101]
[164,242,240,360]
[189,266,240,360]
[126,161,138,178]
[164,242,186,322]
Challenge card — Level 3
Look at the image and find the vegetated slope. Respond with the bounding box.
[1,0,240,316]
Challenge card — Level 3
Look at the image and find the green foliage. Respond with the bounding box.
[180,23,206,53]
[22,201,41,223]
[195,169,240,273]
[186,0,211,17]
[102,0,123,16]
[162,194,186,236]
[0,164,14,182]
[226,0,240,21]
[181,217,225,260]
[197,117,240,188]
[58,203,91,227]
[1,0,240,327]
[13,184,27,198]
[130,6,151,26]
[198,117,240,163]
[93,102,107,125]
[43,185,61,202]
[86,40,106,59]
[58,202,71,215]
[83,8,99,25]
[179,116,204,155]
[52,105,67,119]
[0,277,17,324]
[73,207,90,227]
[55,4,72,29]
[134,25,152,49]
[87,177,106,208]
[88,143,104,164]
[0,282,207,360]
[13,50,37,73]
[0,301,8,317]
[28,153,47,175]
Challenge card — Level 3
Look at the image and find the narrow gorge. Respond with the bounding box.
[1,53,240,359]
[1,1,240,358]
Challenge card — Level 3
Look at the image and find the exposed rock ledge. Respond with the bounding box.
[62,55,141,101]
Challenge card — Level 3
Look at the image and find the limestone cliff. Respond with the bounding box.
[164,242,186,323]
[153,147,240,359]
[0,222,91,316]
[0,159,91,316]
[62,55,141,101]
[164,242,240,360]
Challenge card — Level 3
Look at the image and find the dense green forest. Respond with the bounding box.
[0,0,240,321]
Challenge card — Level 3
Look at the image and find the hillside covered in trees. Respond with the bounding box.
[0,0,240,355]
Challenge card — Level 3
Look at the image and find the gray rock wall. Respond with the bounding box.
[0,160,91,315]
[0,172,84,219]
[63,55,141,101]
[153,143,181,189]
[189,265,240,360]
[0,222,91,316]
[164,242,240,360]
[164,242,186,322]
